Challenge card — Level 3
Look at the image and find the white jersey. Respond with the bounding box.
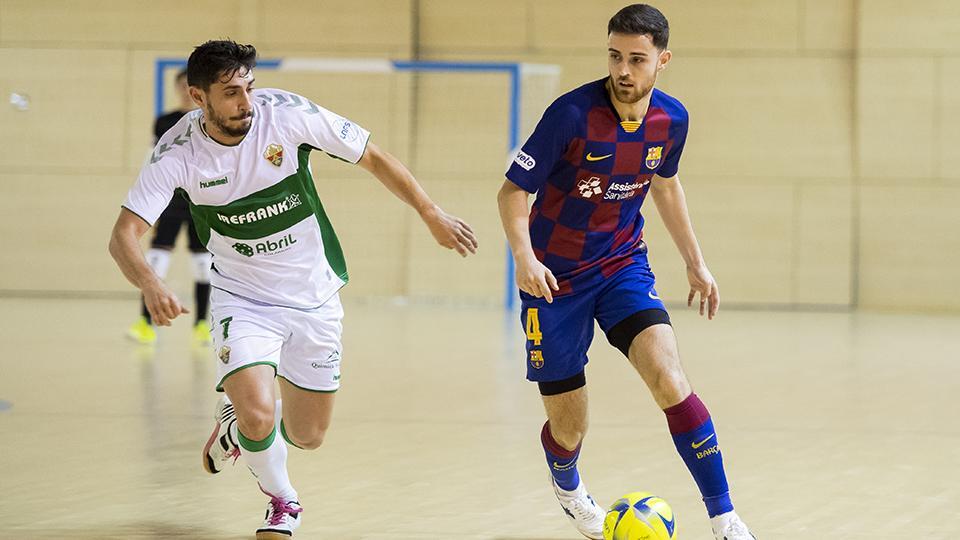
[123,88,370,309]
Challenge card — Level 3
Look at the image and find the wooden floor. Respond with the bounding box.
[0,296,958,539]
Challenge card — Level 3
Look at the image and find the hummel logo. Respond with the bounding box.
[585,152,613,162]
[691,433,716,449]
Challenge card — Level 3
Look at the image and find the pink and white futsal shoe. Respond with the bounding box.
[256,494,302,539]
[201,396,240,474]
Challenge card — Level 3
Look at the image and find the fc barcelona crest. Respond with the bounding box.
[264,143,284,167]
[530,350,545,369]
[645,146,663,169]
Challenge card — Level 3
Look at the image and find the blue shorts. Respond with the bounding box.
[519,261,670,383]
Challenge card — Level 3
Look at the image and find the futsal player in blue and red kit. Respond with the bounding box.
[497,5,756,540]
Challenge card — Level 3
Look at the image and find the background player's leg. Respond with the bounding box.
[276,379,335,450]
[127,204,179,343]
[189,249,212,343]
[187,219,211,337]
[222,365,297,502]
[127,247,171,343]
[143,247,173,308]
[190,252,211,323]
[626,324,734,519]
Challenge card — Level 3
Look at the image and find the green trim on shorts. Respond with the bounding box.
[238,426,276,453]
[215,361,278,392]
[280,419,304,449]
[277,374,339,394]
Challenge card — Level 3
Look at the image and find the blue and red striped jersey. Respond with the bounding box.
[506,78,688,297]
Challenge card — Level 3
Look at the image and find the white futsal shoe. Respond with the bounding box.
[202,396,240,474]
[256,495,302,539]
[551,476,605,540]
[711,511,757,540]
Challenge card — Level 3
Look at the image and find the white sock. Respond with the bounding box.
[145,248,172,278]
[190,252,212,281]
[238,418,297,501]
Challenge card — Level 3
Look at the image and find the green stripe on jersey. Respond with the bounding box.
[298,145,348,281]
[188,174,314,240]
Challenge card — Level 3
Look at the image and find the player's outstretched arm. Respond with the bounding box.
[497,180,559,303]
[649,173,719,319]
[108,208,189,326]
[357,142,478,257]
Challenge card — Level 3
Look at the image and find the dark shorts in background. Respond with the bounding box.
[151,196,204,252]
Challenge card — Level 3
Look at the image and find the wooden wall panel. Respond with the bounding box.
[938,58,960,179]
[655,0,801,52]
[257,0,412,53]
[667,57,852,180]
[405,175,503,301]
[0,49,128,171]
[0,173,132,292]
[528,0,634,51]
[420,0,528,51]
[412,73,510,177]
[0,0,242,46]
[859,0,960,53]
[800,0,855,52]
[643,181,796,305]
[857,58,936,180]
[794,182,852,305]
[859,183,960,311]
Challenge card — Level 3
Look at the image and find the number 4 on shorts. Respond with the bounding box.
[525,308,542,346]
[219,317,233,340]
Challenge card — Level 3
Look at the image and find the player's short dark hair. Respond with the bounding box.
[608,4,670,50]
[187,40,257,91]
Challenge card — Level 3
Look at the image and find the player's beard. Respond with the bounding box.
[206,105,254,138]
[612,75,655,105]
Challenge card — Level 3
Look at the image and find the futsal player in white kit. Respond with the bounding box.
[108,40,478,539]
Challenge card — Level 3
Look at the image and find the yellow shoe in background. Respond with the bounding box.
[193,320,212,345]
[126,317,157,345]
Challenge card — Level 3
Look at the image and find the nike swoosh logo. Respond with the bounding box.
[553,460,577,471]
[648,291,660,300]
[585,152,612,162]
[691,433,716,449]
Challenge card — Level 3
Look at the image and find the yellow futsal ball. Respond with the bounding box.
[602,492,677,540]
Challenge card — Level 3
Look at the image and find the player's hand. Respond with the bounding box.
[141,279,189,326]
[686,264,719,319]
[421,205,478,257]
[516,254,559,303]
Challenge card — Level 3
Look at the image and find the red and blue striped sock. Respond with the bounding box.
[541,421,581,491]
[664,393,733,517]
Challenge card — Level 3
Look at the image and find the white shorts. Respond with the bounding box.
[209,288,344,393]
